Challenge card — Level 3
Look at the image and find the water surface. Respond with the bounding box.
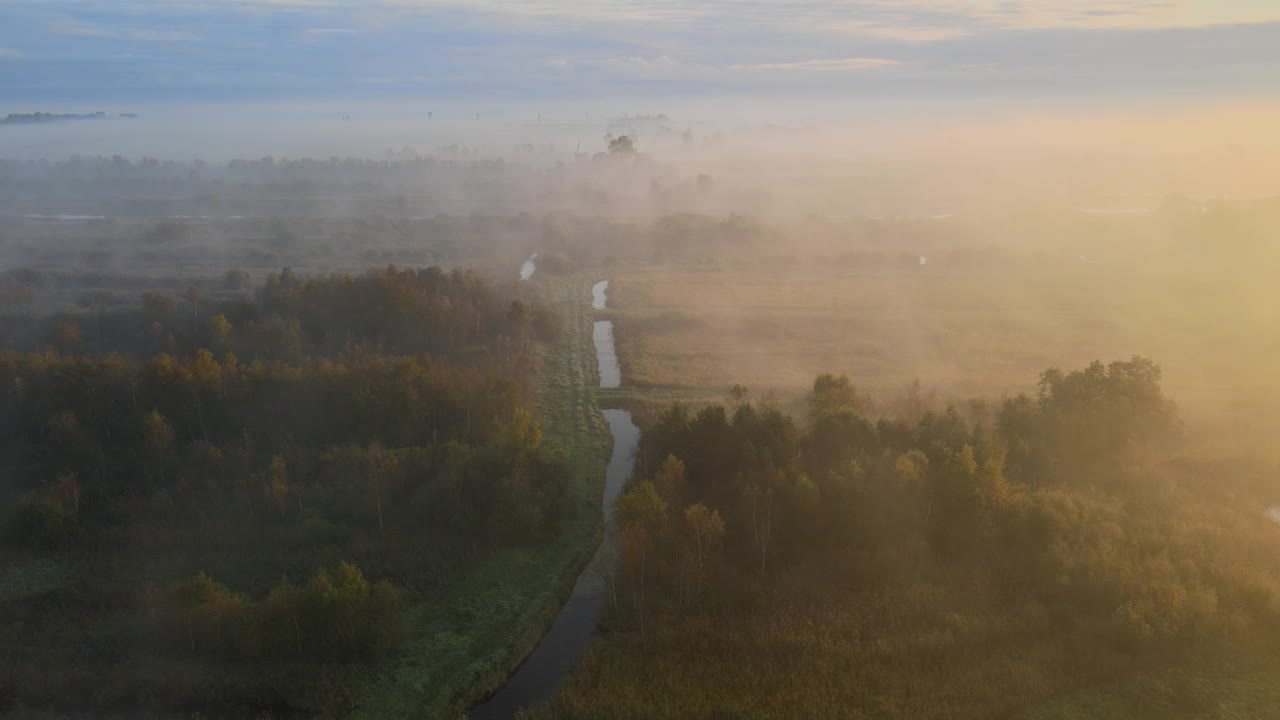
[592,321,620,389]
[591,280,608,310]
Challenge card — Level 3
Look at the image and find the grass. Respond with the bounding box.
[351,274,612,719]
[604,263,1280,452]
[536,579,1280,720]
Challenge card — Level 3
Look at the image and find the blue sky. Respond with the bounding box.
[1,1,1278,104]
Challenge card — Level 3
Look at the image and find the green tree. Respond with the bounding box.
[608,135,636,154]
[810,373,865,420]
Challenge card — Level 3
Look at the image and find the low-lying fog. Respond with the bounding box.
[5,100,1280,217]
[2,99,1278,458]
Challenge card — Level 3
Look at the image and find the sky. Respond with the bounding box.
[1,0,1279,105]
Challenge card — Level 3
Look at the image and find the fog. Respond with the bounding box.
[6,80,1280,720]
[3,100,1278,448]
[6,99,1280,217]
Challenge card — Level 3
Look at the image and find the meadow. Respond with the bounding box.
[607,259,1280,454]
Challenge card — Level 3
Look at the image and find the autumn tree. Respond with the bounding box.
[143,409,175,487]
[264,454,289,516]
[616,481,667,636]
[652,454,687,506]
[683,502,725,603]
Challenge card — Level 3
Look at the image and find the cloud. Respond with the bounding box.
[555,53,900,86]
[46,15,115,37]
[4,0,1278,102]
[301,27,359,42]
[209,0,1269,36]
[729,57,899,72]
[46,14,198,42]
[0,48,23,59]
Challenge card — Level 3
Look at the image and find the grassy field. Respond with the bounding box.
[607,262,1280,453]
[538,599,1280,720]
[351,275,612,719]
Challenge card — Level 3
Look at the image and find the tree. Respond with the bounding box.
[616,481,667,636]
[366,441,393,537]
[207,313,232,347]
[746,480,775,574]
[652,455,687,505]
[683,503,725,602]
[263,576,304,656]
[166,572,239,654]
[76,290,117,348]
[810,373,864,420]
[507,299,532,352]
[143,410,175,487]
[608,135,636,154]
[264,454,289,516]
[1034,356,1178,481]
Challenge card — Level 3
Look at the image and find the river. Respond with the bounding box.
[468,277,637,719]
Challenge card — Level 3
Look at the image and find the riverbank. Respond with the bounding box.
[351,275,612,719]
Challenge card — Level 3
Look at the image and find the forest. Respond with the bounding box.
[540,359,1280,718]
[0,266,575,715]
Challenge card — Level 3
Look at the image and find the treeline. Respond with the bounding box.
[2,350,565,552]
[612,357,1262,640]
[545,358,1280,718]
[2,266,558,371]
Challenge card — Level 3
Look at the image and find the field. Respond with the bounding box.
[607,262,1280,451]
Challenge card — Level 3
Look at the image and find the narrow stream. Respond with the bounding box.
[520,253,538,281]
[469,278,637,719]
[592,321,620,389]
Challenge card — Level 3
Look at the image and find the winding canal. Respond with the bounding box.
[468,277,637,719]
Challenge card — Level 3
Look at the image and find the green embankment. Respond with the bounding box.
[353,275,610,719]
